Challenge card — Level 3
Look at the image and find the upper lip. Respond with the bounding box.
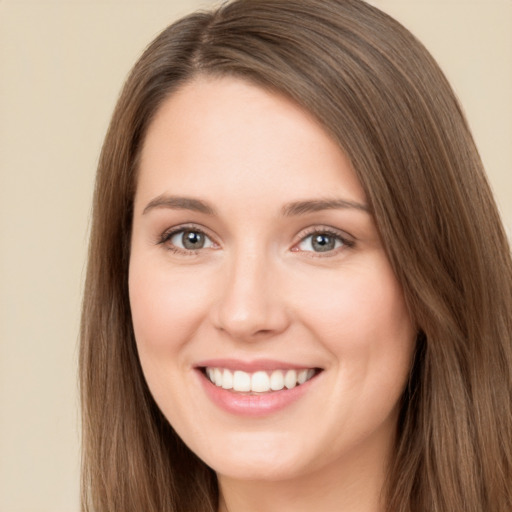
[195,358,321,373]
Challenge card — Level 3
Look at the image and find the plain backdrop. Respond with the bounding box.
[0,0,510,510]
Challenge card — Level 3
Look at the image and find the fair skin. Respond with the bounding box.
[129,76,416,512]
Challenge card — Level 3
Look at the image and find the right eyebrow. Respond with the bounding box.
[142,195,216,215]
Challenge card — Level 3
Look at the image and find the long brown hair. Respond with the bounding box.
[80,1,512,510]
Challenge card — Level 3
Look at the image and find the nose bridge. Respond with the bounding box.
[213,243,289,339]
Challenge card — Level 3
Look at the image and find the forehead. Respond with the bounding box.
[135,75,365,212]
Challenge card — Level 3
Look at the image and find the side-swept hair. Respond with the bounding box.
[80,1,512,510]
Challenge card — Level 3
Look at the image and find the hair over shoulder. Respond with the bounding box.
[80,1,512,511]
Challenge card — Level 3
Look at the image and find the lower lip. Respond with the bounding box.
[196,370,319,417]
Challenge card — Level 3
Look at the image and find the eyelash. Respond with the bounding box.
[157,224,355,256]
[294,227,355,257]
[157,224,216,255]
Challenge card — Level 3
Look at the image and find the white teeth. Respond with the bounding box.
[222,368,233,390]
[297,369,308,385]
[251,371,270,392]
[270,370,285,391]
[233,370,251,392]
[205,367,317,393]
[284,369,297,389]
[214,368,223,387]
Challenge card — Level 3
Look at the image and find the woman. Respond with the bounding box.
[80,0,512,511]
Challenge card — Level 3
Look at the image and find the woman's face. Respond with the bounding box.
[129,76,416,482]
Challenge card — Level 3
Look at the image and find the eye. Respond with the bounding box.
[296,230,352,254]
[161,228,216,252]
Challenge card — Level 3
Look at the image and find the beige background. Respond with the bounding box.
[0,1,510,511]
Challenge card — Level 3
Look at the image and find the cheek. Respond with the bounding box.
[291,259,415,449]
[292,257,415,382]
[128,260,213,358]
[128,259,219,425]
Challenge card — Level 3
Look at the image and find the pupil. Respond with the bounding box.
[312,234,335,252]
[183,231,204,249]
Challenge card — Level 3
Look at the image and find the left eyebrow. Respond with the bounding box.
[281,198,370,216]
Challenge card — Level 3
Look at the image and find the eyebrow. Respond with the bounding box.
[142,194,370,216]
[143,195,216,215]
[281,198,370,216]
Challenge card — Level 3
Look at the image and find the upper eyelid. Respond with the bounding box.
[294,225,355,243]
[158,223,217,245]
[161,223,211,236]
[291,226,356,256]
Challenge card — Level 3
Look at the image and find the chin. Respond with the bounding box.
[212,459,302,482]
[196,433,308,482]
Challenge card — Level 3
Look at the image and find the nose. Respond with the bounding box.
[211,250,291,341]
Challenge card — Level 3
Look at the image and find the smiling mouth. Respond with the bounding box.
[201,367,322,394]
